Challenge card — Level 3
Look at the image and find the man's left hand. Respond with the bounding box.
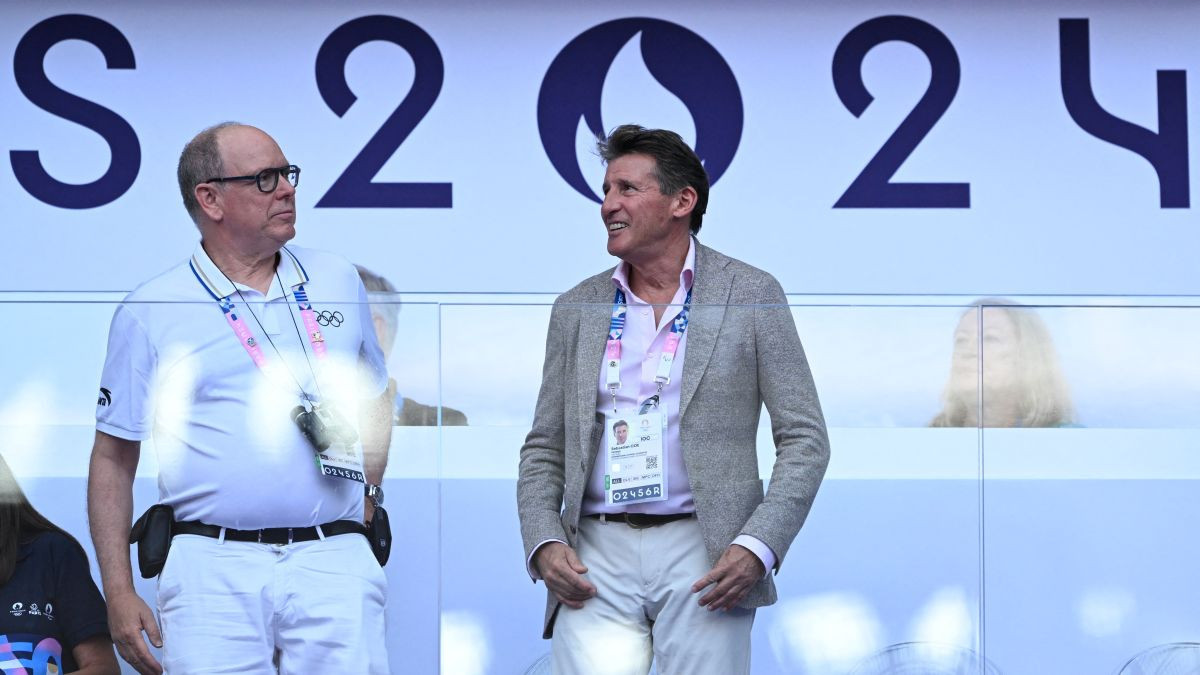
[691,544,765,611]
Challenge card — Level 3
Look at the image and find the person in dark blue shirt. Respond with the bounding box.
[0,455,117,674]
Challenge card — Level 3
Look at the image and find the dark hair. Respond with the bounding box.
[0,454,77,585]
[612,420,628,433]
[597,124,709,234]
[178,121,241,224]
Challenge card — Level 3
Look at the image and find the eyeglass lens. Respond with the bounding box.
[255,166,300,193]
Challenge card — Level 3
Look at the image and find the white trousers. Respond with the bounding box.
[157,532,388,674]
[552,517,754,675]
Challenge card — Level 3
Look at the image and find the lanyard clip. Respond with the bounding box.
[638,394,660,415]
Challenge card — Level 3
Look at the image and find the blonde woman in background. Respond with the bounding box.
[931,299,1076,428]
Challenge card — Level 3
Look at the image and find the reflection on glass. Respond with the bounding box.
[909,587,973,649]
[440,610,491,675]
[1077,586,1136,638]
[356,264,468,425]
[931,299,1075,428]
[1117,642,1200,674]
[847,642,1001,675]
[768,592,883,672]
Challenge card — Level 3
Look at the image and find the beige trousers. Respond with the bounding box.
[552,516,754,675]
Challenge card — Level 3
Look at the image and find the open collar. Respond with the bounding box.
[610,237,696,299]
[189,242,309,301]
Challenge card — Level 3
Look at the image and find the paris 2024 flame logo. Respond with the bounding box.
[537,18,744,203]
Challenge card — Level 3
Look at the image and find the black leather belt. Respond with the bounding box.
[174,519,366,545]
[586,512,693,529]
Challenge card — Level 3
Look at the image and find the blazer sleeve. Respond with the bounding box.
[739,274,830,569]
[517,299,572,563]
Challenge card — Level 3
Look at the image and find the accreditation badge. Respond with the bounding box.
[603,411,668,505]
[299,403,366,483]
[317,443,366,483]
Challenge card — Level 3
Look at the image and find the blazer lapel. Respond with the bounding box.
[576,277,612,458]
[679,243,733,421]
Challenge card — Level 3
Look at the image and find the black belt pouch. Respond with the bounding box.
[129,504,174,578]
[367,505,392,566]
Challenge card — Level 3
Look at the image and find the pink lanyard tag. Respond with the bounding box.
[211,285,327,373]
[292,285,328,360]
[224,304,269,369]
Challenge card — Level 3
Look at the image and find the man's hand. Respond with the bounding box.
[364,496,376,524]
[691,544,765,611]
[533,542,596,609]
[106,590,163,675]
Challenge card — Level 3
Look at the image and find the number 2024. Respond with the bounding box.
[8,14,1189,210]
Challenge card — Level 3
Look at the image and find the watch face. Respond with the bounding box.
[368,485,384,506]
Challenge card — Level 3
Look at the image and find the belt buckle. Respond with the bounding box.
[626,514,652,529]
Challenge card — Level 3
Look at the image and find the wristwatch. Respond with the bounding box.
[365,483,385,507]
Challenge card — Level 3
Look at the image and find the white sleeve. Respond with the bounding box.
[95,303,156,441]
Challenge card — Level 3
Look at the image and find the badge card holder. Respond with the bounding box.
[317,442,367,483]
[603,410,668,505]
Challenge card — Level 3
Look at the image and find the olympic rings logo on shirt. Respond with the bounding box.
[316,310,344,327]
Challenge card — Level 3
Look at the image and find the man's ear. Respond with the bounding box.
[195,183,224,222]
[672,186,698,220]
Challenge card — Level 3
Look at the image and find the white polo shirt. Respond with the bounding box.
[96,243,387,529]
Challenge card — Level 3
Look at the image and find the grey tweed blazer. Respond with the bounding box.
[517,242,830,638]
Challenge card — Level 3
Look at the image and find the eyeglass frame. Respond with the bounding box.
[204,165,300,193]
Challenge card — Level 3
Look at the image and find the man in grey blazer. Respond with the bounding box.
[517,125,829,674]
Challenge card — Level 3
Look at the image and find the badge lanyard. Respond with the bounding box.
[605,287,693,413]
[189,258,329,406]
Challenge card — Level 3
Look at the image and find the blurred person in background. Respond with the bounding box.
[931,298,1076,428]
[356,264,469,426]
[0,454,119,674]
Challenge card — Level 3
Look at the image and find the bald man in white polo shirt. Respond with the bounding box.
[87,123,393,675]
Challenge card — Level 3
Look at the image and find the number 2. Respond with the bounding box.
[315,15,451,208]
[832,15,969,208]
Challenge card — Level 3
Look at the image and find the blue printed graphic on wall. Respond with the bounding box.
[537,18,743,203]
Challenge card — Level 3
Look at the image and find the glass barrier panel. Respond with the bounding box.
[439,302,982,675]
[12,295,1197,673]
[981,304,1200,674]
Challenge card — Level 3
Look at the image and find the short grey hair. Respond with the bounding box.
[356,264,399,349]
[178,122,241,224]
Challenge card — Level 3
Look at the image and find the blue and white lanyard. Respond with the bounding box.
[604,287,693,413]
[188,257,329,406]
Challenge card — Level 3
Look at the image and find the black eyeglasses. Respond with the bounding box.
[205,165,300,193]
